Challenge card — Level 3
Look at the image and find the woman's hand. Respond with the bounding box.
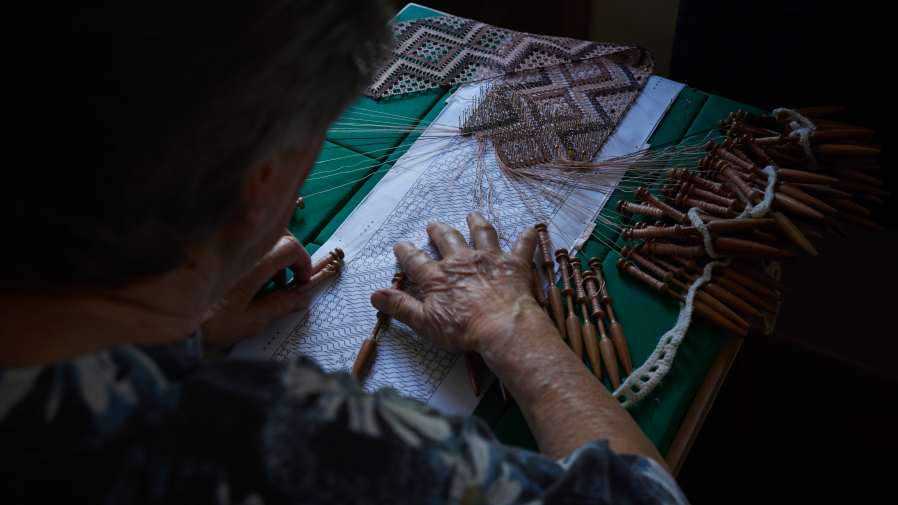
[370,212,550,355]
[202,233,312,348]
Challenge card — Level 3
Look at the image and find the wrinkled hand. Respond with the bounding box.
[202,233,312,348]
[371,212,546,354]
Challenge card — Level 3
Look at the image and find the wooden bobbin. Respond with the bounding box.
[761,189,826,221]
[654,257,772,317]
[687,185,738,210]
[743,139,776,167]
[555,249,575,298]
[716,145,757,172]
[736,110,784,131]
[720,167,755,204]
[572,258,602,379]
[777,183,838,214]
[767,147,807,167]
[587,258,613,307]
[556,249,583,360]
[729,261,786,291]
[674,167,726,194]
[667,275,750,330]
[534,223,554,269]
[310,248,346,276]
[582,271,606,321]
[617,258,746,336]
[751,135,787,146]
[792,183,853,200]
[718,267,778,300]
[351,272,406,381]
[622,224,695,241]
[722,167,819,255]
[675,194,736,218]
[770,211,818,256]
[622,246,673,283]
[535,223,567,340]
[583,271,620,387]
[702,279,764,320]
[655,259,765,320]
[730,139,763,167]
[636,187,687,224]
[641,241,705,258]
[776,168,839,185]
[309,262,340,284]
[618,259,666,292]
[705,218,776,234]
[587,257,633,375]
[713,237,790,257]
[619,201,665,220]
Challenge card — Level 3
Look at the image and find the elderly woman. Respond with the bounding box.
[1,1,686,503]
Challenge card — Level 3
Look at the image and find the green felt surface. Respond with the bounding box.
[289,142,379,244]
[304,243,321,256]
[315,88,456,245]
[394,3,447,22]
[327,89,447,161]
[323,5,451,161]
[293,3,761,457]
[478,83,749,453]
[686,94,766,138]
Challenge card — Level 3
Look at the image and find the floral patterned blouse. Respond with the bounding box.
[0,343,688,504]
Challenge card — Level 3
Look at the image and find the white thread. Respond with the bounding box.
[773,107,817,168]
[687,208,719,258]
[614,165,777,408]
[573,221,596,251]
[737,165,777,218]
[613,260,723,408]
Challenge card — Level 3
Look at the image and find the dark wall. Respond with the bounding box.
[672,0,892,223]
[397,1,591,39]
[671,0,887,130]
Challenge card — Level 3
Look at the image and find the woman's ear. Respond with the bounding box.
[241,159,278,226]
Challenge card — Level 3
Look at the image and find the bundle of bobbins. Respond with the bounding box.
[533,223,634,388]
[279,247,345,291]
[613,106,884,336]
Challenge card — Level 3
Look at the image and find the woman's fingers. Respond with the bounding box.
[241,234,308,294]
[511,226,538,262]
[467,212,501,253]
[370,288,428,335]
[427,222,468,258]
[393,241,436,283]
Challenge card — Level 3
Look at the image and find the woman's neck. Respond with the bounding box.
[0,261,220,368]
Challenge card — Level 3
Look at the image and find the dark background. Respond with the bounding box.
[402,1,895,501]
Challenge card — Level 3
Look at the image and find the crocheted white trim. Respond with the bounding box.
[614,166,778,408]
[737,165,778,218]
[687,208,720,258]
[613,260,722,408]
[772,107,817,168]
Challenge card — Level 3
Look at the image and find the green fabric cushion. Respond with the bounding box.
[326,89,447,161]
[289,141,378,244]
[394,4,447,22]
[314,88,456,244]
[304,243,321,256]
[685,93,765,138]
[300,2,763,457]
[480,88,760,455]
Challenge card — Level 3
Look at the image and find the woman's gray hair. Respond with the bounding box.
[2,0,393,291]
